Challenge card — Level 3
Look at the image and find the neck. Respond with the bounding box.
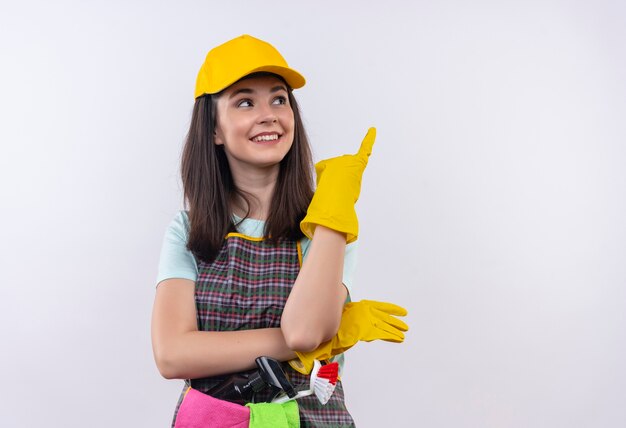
[230,165,279,221]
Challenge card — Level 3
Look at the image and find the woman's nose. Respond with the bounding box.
[257,104,278,124]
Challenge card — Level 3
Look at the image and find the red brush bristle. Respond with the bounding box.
[317,362,338,385]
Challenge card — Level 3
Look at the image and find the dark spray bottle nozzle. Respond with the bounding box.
[206,356,296,403]
[254,356,297,398]
[204,373,250,404]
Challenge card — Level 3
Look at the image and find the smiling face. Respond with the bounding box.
[214,74,295,176]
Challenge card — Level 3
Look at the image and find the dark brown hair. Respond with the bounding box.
[180,74,314,263]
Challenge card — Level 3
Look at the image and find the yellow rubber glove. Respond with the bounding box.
[288,300,409,374]
[300,128,376,243]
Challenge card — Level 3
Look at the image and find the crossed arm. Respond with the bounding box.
[151,226,347,380]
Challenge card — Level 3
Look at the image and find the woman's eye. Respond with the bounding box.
[237,99,253,107]
[272,96,287,105]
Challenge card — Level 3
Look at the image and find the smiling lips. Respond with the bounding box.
[251,132,281,143]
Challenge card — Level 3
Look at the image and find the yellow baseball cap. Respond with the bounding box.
[194,34,306,98]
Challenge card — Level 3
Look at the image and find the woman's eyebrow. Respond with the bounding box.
[229,88,254,98]
[270,85,288,93]
[229,85,288,99]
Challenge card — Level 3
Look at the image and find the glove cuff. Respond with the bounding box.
[300,195,358,242]
[289,354,313,375]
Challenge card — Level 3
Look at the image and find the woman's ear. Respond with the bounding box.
[214,127,224,146]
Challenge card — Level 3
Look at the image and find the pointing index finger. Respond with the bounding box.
[356,127,376,159]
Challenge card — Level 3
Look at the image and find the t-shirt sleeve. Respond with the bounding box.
[341,241,358,295]
[300,238,359,295]
[156,211,198,286]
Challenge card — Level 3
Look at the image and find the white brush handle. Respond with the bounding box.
[271,360,323,404]
[272,389,313,404]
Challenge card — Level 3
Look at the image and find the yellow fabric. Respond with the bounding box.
[288,300,409,374]
[195,34,305,97]
[296,239,303,266]
[300,128,376,243]
[225,232,266,241]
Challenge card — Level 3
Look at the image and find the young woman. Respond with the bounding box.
[152,34,407,427]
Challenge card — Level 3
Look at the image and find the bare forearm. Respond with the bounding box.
[152,279,297,380]
[154,327,296,380]
[281,226,347,350]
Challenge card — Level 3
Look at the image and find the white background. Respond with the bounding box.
[1,1,625,427]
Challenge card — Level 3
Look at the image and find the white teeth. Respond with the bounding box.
[253,134,279,142]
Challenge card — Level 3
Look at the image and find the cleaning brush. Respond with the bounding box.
[273,360,338,405]
[311,360,338,404]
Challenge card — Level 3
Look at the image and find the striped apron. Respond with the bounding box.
[172,232,355,427]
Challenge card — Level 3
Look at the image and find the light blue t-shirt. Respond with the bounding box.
[156,211,358,294]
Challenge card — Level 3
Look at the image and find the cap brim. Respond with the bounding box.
[214,65,305,94]
[246,65,306,90]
